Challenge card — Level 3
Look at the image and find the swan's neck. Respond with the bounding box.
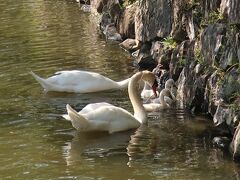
[170,87,177,101]
[117,78,130,88]
[143,81,151,90]
[128,73,147,123]
[160,91,169,107]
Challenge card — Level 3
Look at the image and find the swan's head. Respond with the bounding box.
[141,71,158,97]
[160,88,172,98]
[165,79,176,90]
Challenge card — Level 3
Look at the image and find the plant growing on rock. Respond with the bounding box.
[201,9,225,27]
[212,66,225,86]
[178,58,187,67]
[194,47,204,65]
[161,36,177,50]
[228,102,240,111]
[229,92,240,102]
[184,0,200,11]
[121,0,137,8]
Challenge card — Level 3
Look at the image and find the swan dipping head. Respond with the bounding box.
[140,71,158,97]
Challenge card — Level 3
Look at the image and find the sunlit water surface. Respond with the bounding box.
[0,0,239,179]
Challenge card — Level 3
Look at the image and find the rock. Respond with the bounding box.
[91,0,122,31]
[177,67,195,108]
[135,0,172,42]
[237,33,240,62]
[80,4,91,12]
[90,0,108,13]
[137,55,157,72]
[117,3,136,39]
[119,39,136,52]
[230,116,240,161]
[158,50,172,70]
[79,0,90,4]
[220,0,240,24]
[219,32,240,69]
[169,40,195,80]
[150,41,163,60]
[131,49,139,57]
[159,70,170,90]
[200,24,226,66]
[103,24,122,41]
[212,136,231,151]
[220,67,240,103]
[77,0,90,4]
[204,71,222,116]
[202,0,221,18]
[171,1,197,41]
[149,41,172,70]
[171,22,188,43]
[213,105,235,126]
[185,12,195,41]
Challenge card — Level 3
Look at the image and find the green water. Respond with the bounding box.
[0,0,239,179]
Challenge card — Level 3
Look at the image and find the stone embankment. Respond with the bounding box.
[83,0,240,160]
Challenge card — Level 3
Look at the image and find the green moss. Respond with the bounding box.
[178,58,187,66]
[230,92,240,102]
[228,24,239,33]
[201,9,225,27]
[161,36,177,50]
[121,0,137,8]
[194,47,205,65]
[228,103,240,111]
[184,0,201,11]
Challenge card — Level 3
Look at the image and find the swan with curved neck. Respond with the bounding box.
[30,70,130,93]
[142,78,176,102]
[150,78,177,104]
[143,88,174,111]
[141,81,159,99]
[62,71,158,133]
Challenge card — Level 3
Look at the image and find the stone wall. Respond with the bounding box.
[88,0,240,160]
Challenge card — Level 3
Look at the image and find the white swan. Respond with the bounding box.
[141,78,176,102]
[143,89,174,111]
[30,70,130,93]
[62,71,158,133]
[141,81,159,99]
[150,79,177,104]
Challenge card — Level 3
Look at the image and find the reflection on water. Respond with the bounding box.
[60,109,239,179]
[63,131,132,166]
[0,0,240,179]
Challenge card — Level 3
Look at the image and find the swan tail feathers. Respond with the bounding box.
[62,114,71,121]
[66,104,89,130]
[30,71,51,91]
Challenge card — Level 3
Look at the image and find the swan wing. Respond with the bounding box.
[164,96,173,105]
[80,102,114,114]
[47,70,119,93]
[83,105,140,133]
[63,104,140,133]
[62,102,114,120]
[151,98,160,104]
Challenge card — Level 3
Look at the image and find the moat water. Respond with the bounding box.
[0,0,239,179]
